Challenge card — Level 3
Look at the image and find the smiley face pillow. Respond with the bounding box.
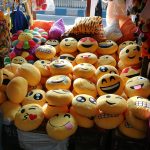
[125,76,150,98]
[46,113,78,140]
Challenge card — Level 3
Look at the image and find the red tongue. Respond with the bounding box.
[83,55,88,59]
[29,114,37,120]
[65,122,73,130]
[134,85,142,90]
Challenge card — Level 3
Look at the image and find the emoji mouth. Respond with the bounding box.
[51,44,57,47]
[2,79,10,85]
[81,67,88,70]
[135,101,150,108]
[106,100,116,105]
[53,90,67,94]
[50,78,65,83]
[81,44,93,48]
[99,43,113,48]
[53,64,65,68]
[126,73,140,78]
[128,55,135,59]
[100,82,120,93]
[97,113,119,119]
[130,83,144,90]
[65,44,71,46]
[49,121,73,129]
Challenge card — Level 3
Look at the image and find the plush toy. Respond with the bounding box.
[46,113,78,140]
[4,63,21,74]
[97,40,118,55]
[45,39,60,54]
[59,54,76,66]
[12,56,27,64]
[96,55,116,67]
[22,89,46,106]
[6,76,28,104]
[75,52,98,65]
[119,44,141,66]
[96,65,119,80]
[120,66,141,83]
[97,74,124,96]
[43,103,69,119]
[0,101,21,123]
[125,76,150,98]
[77,37,98,53]
[34,60,51,77]
[127,96,150,120]
[118,120,146,139]
[15,63,41,86]
[70,106,94,128]
[35,45,56,60]
[46,75,71,90]
[14,104,44,131]
[60,37,78,53]
[73,63,96,80]
[48,59,73,75]
[45,89,74,106]
[0,90,7,104]
[72,94,98,117]
[73,78,97,98]
[125,110,147,132]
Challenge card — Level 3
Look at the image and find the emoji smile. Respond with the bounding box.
[128,55,135,59]
[53,64,65,68]
[97,113,119,119]
[99,43,113,48]
[53,90,67,94]
[65,44,71,46]
[49,121,73,129]
[130,83,144,90]
[100,82,120,93]
[81,44,93,48]
[135,101,150,108]
[126,73,140,78]
[106,100,116,105]
[81,67,88,70]
[51,78,65,83]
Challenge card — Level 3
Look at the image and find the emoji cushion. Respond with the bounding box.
[35,45,56,60]
[97,74,124,96]
[125,110,147,132]
[73,63,96,79]
[70,106,94,128]
[127,96,150,120]
[45,89,74,106]
[0,101,21,122]
[15,63,41,86]
[4,63,21,74]
[34,60,51,77]
[6,77,28,104]
[12,56,27,65]
[72,94,98,117]
[97,40,118,55]
[22,89,46,106]
[49,59,73,75]
[97,55,116,67]
[96,65,119,80]
[75,52,98,65]
[77,37,98,53]
[73,78,97,98]
[94,113,124,129]
[14,104,44,131]
[125,76,150,98]
[97,94,127,114]
[119,44,141,66]
[46,75,71,90]
[118,120,146,139]
[60,37,77,53]
[46,113,78,140]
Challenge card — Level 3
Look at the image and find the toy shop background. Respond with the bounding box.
[0,0,150,150]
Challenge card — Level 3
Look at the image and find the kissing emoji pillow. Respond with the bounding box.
[46,113,78,140]
[97,74,124,96]
[14,104,44,131]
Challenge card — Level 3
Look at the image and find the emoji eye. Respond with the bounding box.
[33,93,43,100]
[68,57,75,61]
[65,39,68,41]
[106,95,111,98]
[41,60,45,64]
[89,97,96,104]
[138,77,144,80]
[64,114,70,118]
[60,56,67,59]
[102,79,107,84]
[122,42,126,45]
[129,42,134,45]
[126,49,129,53]
[100,66,108,72]
[116,96,122,99]
[137,96,144,99]
[110,76,115,81]
[27,91,33,96]
[21,109,25,113]
[76,96,86,102]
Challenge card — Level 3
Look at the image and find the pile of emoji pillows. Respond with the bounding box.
[0,19,150,142]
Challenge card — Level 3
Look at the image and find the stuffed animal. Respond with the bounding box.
[125,76,150,98]
[4,63,21,74]
[11,56,27,65]
[14,104,44,131]
[46,113,78,140]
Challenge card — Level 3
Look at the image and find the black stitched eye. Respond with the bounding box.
[89,97,96,104]
[68,57,75,61]
[21,109,25,113]
[76,96,86,102]
[60,56,67,59]
[126,49,129,53]
[110,76,115,81]
[102,79,107,84]
[106,95,111,98]
[41,60,45,64]
[64,114,70,118]
[27,91,33,96]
